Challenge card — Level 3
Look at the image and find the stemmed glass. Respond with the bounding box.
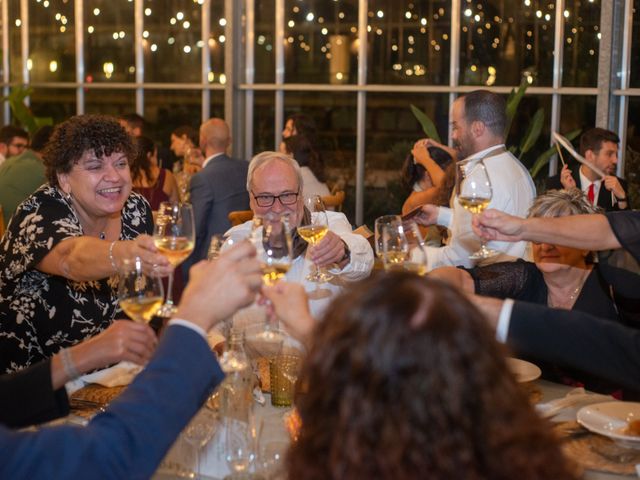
[154,202,195,317]
[183,407,217,480]
[380,222,409,272]
[374,215,402,260]
[225,415,258,479]
[117,257,164,323]
[456,159,497,260]
[297,195,333,282]
[401,220,428,275]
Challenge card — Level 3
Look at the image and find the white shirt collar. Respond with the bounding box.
[202,152,224,169]
[464,144,506,162]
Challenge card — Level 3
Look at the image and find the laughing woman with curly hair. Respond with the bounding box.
[0,115,171,373]
[265,274,578,480]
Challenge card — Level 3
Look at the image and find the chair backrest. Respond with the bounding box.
[228,209,254,227]
[321,190,345,212]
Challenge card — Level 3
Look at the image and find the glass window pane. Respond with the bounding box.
[144,90,201,149]
[85,89,135,116]
[9,0,22,83]
[367,1,450,85]
[562,0,600,87]
[365,93,449,227]
[143,1,202,83]
[629,0,640,87]
[284,0,358,84]
[209,0,226,85]
[625,97,640,208]
[253,91,276,153]
[29,0,75,82]
[255,0,275,83]
[560,95,596,133]
[84,0,135,83]
[30,88,76,124]
[284,92,357,221]
[209,90,225,120]
[459,1,555,86]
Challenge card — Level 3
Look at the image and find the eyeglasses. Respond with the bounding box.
[252,191,299,207]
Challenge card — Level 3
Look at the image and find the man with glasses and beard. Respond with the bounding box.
[225,151,373,318]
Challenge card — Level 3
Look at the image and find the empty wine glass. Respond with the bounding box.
[455,159,497,260]
[117,257,164,323]
[183,408,217,479]
[374,215,402,260]
[225,416,258,479]
[154,202,195,317]
[297,195,333,282]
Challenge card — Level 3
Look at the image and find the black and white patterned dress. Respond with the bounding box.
[0,184,153,373]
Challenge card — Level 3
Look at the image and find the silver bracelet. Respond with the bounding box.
[108,240,118,273]
[59,348,81,380]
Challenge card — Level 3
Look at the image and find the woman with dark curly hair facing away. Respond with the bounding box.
[264,274,578,480]
[0,115,172,373]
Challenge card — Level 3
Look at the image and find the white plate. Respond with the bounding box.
[577,401,640,448]
[507,357,541,383]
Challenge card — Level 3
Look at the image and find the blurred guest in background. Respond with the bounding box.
[280,133,330,202]
[119,113,172,170]
[0,125,29,167]
[0,114,171,373]
[131,136,179,210]
[0,125,53,226]
[265,275,577,480]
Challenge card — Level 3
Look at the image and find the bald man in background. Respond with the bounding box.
[184,118,249,273]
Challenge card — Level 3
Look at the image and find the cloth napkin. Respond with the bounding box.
[78,361,143,388]
[535,387,613,420]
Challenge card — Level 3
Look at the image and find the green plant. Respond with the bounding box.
[410,79,581,179]
[1,87,53,133]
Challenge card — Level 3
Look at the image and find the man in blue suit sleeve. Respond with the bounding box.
[0,242,262,480]
[186,118,249,273]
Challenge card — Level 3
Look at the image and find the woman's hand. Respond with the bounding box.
[262,282,315,341]
[73,320,158,371]
[411,139,433,169]
[114,234,173,277]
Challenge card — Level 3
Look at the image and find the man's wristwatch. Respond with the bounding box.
[338,241,351,264]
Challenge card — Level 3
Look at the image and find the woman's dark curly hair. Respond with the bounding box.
[43,114,135,187]
[282,134,326,182]
[288,273,577,480]
[130,136,156,185]
[401,145,453,190]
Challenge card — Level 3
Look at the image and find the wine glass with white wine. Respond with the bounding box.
[456,159,497,260]
[380,222,409,272]
[297,195,333,282]
[154,202,195,317]
[117,257,165,323]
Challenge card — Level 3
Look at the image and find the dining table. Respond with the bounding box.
[148,378,640,479]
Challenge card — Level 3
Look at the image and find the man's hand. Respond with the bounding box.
[262,282,314,342]
[310,231,347,268]
[413,204,440,227]
[603,175,626,200]
[559,164,576,189]
[176,241,263,331]
[472,209,525,242]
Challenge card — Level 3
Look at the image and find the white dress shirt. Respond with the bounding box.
[425,144,536,270]
[225,210,374,319]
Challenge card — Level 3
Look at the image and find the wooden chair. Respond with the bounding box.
[228,209,254,227]
[321,190,345,212]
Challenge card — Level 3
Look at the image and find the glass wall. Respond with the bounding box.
[1,0,637,224]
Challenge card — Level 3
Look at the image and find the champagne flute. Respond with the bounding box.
[297,195,333,282]
[456,159,497,260]
[374,215,402,260]
[117,257,164,323]
[154,202,195,317]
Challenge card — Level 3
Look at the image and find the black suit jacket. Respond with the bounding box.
[186,154,249,269]
[546,165,628,211]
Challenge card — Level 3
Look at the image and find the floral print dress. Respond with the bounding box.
[0,184,153,373]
